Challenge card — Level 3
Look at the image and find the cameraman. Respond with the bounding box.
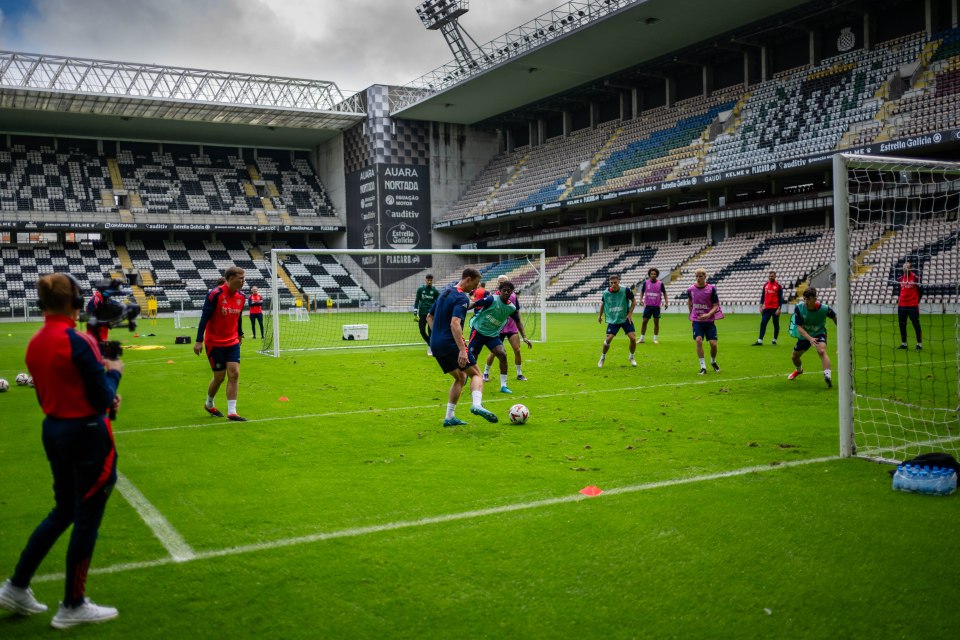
[0,274,123,629]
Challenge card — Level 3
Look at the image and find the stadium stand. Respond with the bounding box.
[705,33,926,174]
[0,241,121,313]
[275,242,371,308]
[2,139,339,222]
[546,240,709,304]
[0,141,110,214]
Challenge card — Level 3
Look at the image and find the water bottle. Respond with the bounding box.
[903,464,917,492]
[944,469,958,495]
[917,467,931,494]
[930,467,943,495]
[892,465,905,491]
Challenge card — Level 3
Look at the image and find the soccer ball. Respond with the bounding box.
[0,378,8,392]
[508,403,529,425]
[15,373,29,386]
[26,375,35,388]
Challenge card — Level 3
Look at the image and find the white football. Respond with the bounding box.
[508,403,529,425]
[0,378,8,392]
[26,375,34,388]
[15,373,29,386]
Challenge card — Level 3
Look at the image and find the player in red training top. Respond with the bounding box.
[194,267,247,421]
[472,281,486,316]
[248,286,264,339]
[752,271,784,346]
[896,260,922,351]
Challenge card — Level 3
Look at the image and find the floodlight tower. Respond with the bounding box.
[415,0,482,69]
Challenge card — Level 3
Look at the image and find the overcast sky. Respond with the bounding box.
[0,0,565,93]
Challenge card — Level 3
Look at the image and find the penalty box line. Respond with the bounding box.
[115,473,196,563]
[31,454,837,584]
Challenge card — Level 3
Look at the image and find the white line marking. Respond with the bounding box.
[32,455,836,583]
[113,357,952,436]
[115,473,196,562]
[113,372,787,435]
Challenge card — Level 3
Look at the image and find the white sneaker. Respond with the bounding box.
[426,348,433,356]
[653,337,659,344]
[50,599,118,629]
[0,579,48,615]
[597,357,604,368]
[629,357,637,367]
[638,335,645,343]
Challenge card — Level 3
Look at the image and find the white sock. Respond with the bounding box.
[711,357,717,364]
[599,351,606,359]
[629,352,636,360]
[206,395,215,408]
[445,403,457,419]
[516,364,522,375]
[227,400,237,415]
[699,358,705,368]
[471,390,483,408]
[500,374,508,386]
[824,369,831,378]
[484,365,490,375]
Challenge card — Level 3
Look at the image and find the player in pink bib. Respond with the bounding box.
[638,268,668,344]
[687,268,721,375]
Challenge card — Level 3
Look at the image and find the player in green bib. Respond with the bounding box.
[468,281,531,394]
[787,287,838,387]
[598,274,637,368]
[413,274,440,356]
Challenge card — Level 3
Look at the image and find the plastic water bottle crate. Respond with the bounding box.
[892,464,958,496]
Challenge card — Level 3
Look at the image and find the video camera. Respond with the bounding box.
[88,278,141,333]
[86,278,141,363]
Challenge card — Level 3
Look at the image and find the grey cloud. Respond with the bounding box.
[4,0,564,92]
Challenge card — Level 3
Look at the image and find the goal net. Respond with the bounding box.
[260,248,546,355]
[833,154,960,462]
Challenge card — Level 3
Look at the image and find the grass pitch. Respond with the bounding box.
[1,313,958,639]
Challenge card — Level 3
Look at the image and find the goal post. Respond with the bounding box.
[262,248,547,356]
[833,153,960,462]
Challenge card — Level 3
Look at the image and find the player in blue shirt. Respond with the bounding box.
[426,268,498,427]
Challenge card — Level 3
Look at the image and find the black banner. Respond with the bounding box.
[345,166,380,281]
[377,163,431,287]
[1,220,344,233]
[345,163,432,287]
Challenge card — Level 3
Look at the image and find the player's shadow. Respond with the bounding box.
[0,612,38,630]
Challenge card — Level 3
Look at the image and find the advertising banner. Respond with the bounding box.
[377,163,431,286]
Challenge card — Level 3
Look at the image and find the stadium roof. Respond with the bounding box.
[393,0,813,124]
[0,51,366,147]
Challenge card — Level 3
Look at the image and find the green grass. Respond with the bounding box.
[1,314,958,638]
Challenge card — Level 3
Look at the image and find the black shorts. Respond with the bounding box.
[206,344,241,372]
[499,331,519,340]
[606,321,636,336]
[433,349,477,374]
[642,306,661,320]
[794,335,827,352]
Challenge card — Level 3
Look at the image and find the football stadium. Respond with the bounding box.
[1,0,959,636]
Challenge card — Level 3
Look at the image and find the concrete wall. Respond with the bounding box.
[315,134,347,249]
[428,122,499,249]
